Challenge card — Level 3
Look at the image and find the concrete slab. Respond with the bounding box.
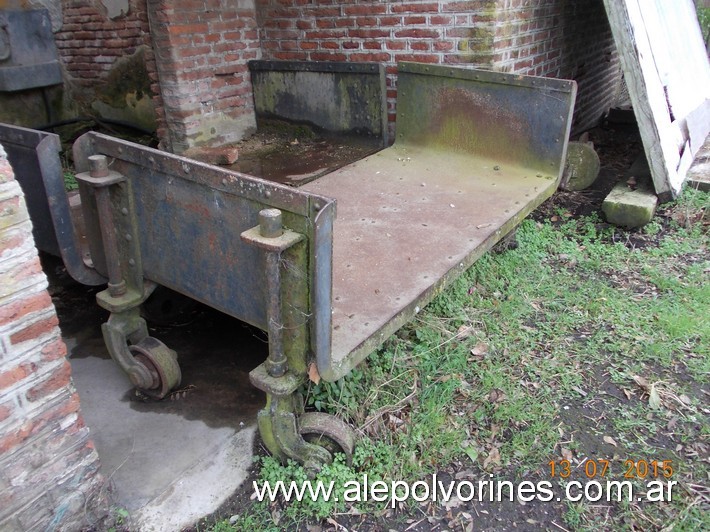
[602,181,658,228]
[48,261,267,531]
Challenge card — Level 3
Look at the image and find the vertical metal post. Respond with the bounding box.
[88,155,127,297]
[260,208,288,377]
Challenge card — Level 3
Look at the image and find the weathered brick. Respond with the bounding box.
[391,3,440,14]
[394,28,441,39]
[9,315,59,346]
[25,361,73,403]
[0,291,53,328]
[0,403,10,423]
[0,193,30,231]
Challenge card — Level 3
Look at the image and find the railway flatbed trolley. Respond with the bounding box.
[2,63,576,471]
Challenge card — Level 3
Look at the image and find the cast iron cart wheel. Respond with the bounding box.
[299,411,356,465]
[129,337,181,399]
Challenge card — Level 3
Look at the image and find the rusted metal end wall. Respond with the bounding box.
[249,60,388,145]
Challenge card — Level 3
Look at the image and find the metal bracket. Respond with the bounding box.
[241,208,305,378]
[77,154,179,397]
[256,393,332,475]
[76,154,153,312]
[243,209,334,471]
[102,307,153,390]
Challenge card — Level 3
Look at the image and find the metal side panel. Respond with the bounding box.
[396,62,577,181]
[0,124,60,254]
[249,60,388,145]
[73,132,335,335]
[0,122,105,285]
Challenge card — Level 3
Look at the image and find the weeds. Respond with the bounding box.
[208,188,709,530]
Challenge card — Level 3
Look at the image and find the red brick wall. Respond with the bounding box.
[494,0,621,132]
[146,0,260,153]
[53,0,621,149]
[0,145,108,531]
[256,0,500,140]
[256,0,621,138]
[55,0,151,87]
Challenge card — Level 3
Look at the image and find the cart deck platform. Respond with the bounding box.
[304,145,558,379]
[2,62,576,469]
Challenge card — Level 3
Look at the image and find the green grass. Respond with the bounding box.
[63,170,79,191]
[210,188,709,531]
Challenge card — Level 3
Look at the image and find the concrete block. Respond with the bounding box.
[560,141,600,191]
[687,161,710,192]
[602,182,658,229]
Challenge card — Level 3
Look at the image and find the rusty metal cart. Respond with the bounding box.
[2,63,576,471]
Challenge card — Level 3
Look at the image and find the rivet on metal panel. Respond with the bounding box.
[125,233,132,241]
[128,259,136,266]
[121,207,128,215]
[555,138,560,143]
[313,202,322,211]
[148,156,155,164]
[118,147,123,154]
[222,178,228,186]
[265,190,272,199]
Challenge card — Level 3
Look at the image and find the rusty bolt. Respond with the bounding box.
[88,155,109,178]
[259,208,283,238]
[108,280,127,297]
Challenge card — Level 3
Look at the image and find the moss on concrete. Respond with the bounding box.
[92,45,156,131]
[561,141,600,191]
[602,182,658,228]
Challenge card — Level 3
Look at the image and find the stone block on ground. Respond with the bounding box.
[560,141,600,191]
[602,181,658,229]
[687,161,710,192]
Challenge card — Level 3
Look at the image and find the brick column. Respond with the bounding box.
[0,145,109,531]
[147,0,260,154]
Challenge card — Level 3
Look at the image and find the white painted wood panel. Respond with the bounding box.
[603,0,710,199]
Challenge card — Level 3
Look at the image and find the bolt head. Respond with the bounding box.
[259,208,283,238]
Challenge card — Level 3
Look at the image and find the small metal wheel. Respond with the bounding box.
[299,412,356,466]
[129,337,181,399]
